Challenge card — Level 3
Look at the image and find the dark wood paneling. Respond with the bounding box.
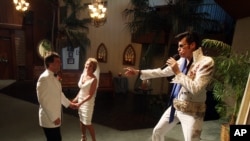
[0,0,57,80]
[23,24,35,80]
[0,26,17,79]
[0,1,23,25]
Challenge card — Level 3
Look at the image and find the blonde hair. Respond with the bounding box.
[86,58,98,72]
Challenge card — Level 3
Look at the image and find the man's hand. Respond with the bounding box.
[75,103,81,109]
[69,102,78,109]
[167,57,181,75]
[124,67,139,76]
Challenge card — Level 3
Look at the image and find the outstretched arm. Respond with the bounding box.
[124,67,140,77]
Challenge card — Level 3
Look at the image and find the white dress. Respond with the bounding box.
[77,75,97,125]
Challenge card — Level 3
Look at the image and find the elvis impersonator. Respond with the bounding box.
[124,31,214,141]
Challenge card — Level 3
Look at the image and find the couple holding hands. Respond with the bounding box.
[36,54,98,141]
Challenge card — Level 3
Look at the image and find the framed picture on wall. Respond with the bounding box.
[61,47,80,70]
[68,51,73,57]
[76,49,79,55]
[67,58,74,64]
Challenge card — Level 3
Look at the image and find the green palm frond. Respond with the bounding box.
[202,39,231,56]
[203,39,250,123]
[59,0,91,49]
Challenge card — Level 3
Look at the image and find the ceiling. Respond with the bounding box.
[215,0,250,19]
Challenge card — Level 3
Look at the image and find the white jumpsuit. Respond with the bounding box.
[140,48,214,141]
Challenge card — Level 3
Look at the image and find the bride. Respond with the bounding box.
[72,58,100,141]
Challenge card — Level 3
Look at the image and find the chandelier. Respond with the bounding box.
[88,0,107,27]
[13,0,29,12]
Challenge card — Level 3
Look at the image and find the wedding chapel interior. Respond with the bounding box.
[0,0,250,140]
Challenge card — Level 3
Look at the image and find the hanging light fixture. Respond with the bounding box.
[13,0,29,12]
[88,0,107,27]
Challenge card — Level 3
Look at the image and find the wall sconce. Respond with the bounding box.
[96,43,107,63]
[13,0,29,12]
[88,0,107,27]
[123,44,136,66]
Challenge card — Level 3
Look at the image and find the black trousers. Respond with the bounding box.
[43,127,62,141]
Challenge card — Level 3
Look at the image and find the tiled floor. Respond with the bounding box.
[0,79,16,89]
[0,80,221,141]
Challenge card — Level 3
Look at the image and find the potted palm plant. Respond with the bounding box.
[202,39,250,141]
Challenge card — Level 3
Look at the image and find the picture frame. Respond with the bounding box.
[67,58,74,64]
[76,49,79,55]
[68,51,73,57]
[61,46,80,70]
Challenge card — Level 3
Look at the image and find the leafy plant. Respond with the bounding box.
[41,40,52,51]
[56,0,92,69]
[46,0,91,69]
[59,0,91,49]
[202,39,250,124]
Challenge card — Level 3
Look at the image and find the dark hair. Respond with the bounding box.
[44,52,60,68]
[175,31,200,49]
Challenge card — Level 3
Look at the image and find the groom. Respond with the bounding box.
[36,52,77,141]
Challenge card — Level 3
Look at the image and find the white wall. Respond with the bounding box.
[232,17,250,53]
[85,0,142,91]
[85,1,250,93]
[229,17,250,123]
[65,0,250,94]
[78,0,211,94]
[84,0,174,93]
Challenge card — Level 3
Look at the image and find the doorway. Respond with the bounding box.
[0,32,15,79]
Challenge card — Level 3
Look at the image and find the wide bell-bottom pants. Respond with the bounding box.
[152,106,205,141]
